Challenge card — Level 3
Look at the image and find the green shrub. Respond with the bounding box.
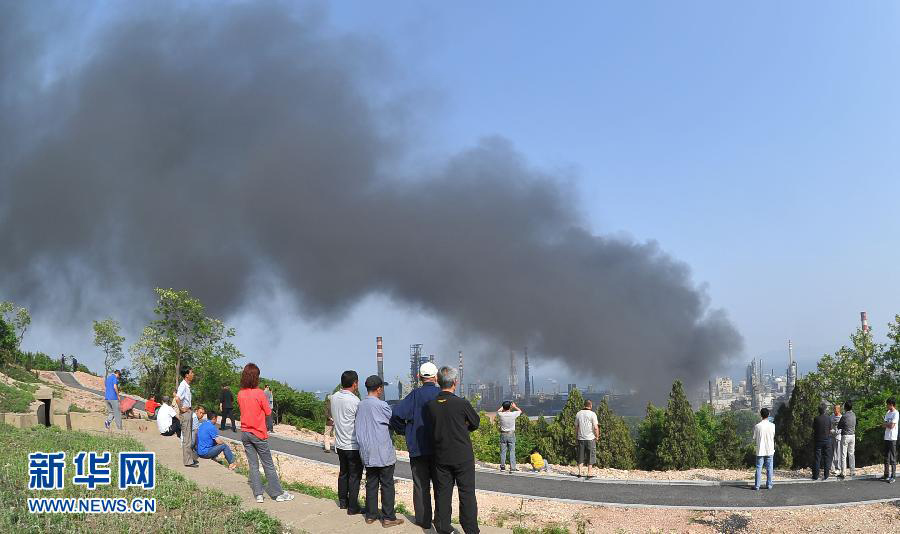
[0,381,33,412]
[1,364,39,383]
[68,403,89,413]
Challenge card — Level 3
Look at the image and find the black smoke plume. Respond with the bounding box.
[0,3,742,395]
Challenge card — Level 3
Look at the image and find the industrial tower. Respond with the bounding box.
[376,337,384,400]
[508,350,518,398]
[409,344,426,390]
[458,351,464,398]
[523,347,531,402]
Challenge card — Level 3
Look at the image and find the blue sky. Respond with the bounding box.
[21,2,900,395]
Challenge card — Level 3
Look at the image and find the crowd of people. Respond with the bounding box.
[99,359,900,531]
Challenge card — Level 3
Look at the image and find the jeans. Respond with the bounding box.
[499,432,516,470]
[105,400,122,430]
[841,434,856,476]
[241,432,284,498]
[813,439,832,480]
[365,464,397,521]
[266,414,274,432]
[434,461,479,534]
[337,448,363,513]
[200,443,234,464]
[179,411,198,465]
[410,455,436,527]
[219,408,236,432]
[754,455,773,489]
[884,440,897,478]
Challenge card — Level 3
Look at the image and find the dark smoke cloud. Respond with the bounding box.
[0,2,743,395]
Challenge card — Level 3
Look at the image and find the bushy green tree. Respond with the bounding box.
[471,412,500,462]
[544,388,584,465]
[0,318,16,365]
[93,318,125,377]
[711,412,743,468]
[775,377,821,468]
[596,398,636,469]
[657,380,706,470]
[636,403,665,470]
[694,403,718,465]
[0,301,30,351]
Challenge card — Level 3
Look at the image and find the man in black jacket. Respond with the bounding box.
[813,404,833,480]
[219,384,236,432]
[427,366,480,534]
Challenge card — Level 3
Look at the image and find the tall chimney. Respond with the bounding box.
[376,336,384,400]
[524,346,531,402]
[788,339,793,365]
[861,311,869,333]
[708,379,714,411]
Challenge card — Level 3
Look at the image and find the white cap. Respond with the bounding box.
[419,362,438,378]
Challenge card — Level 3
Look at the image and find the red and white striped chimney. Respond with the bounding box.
[861,311,869,333]
[376,336,384,400]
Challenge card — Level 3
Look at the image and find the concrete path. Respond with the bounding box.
[132,430,506,533]
[61,371,900,509]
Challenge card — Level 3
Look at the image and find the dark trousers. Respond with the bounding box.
[161,416,182,438]
[365,464,396,521]
[337,448,363,513]
[885,440,897,478]
[434,461,479,534]
[410,455,436,527]
[813,439,832,480]
[220,408,236,432]
[266,414,274,432]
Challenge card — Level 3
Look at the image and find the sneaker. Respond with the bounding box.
[256,495,264,503]
[753,487,759,491]
[365,517,378,524]
[105,420,111,430]
[275,492,295,502]
[499,466,505,471]
[888,478,896,484]
[382,518,404,528]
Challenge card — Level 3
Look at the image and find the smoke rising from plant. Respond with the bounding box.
[0,3,743,395]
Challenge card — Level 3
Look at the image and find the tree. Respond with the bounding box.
[710,412,743,468]
[0,300,30,351]
[0,318,16,365]
[694,403,719,465]
[544,388,584,465]
[657,380,706,470]
[636,402,665,470]
[130,326,166,398]
[807,327,879,405]
[93,318,125,377]
[152,288,207,387]
[596,398,636,469]
[775,377,821,468]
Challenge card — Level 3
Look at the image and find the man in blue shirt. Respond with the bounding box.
[194,406,236,470]
[104,369,122,430]
[389,362,441,529]
[357,375,403,528]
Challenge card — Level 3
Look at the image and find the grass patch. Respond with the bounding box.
[0,423,287,533]
[0,381,34,412]
[280,476,410,514]
[1,364,40,383]
[512,526,571,534]
[68,404,89,413]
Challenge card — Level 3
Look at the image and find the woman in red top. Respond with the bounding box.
[237,363,294,503]
[144,396,160,420]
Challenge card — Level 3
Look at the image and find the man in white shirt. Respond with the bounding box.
[883,397,898,483]
[330,370,363,514]
[752,407,776,490]
[174,367,198,467]
[497,401,523,472]
[575,399,599,479]
[156,396,181,437]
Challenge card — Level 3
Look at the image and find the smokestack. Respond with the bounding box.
[708,379,714,410]
[861,311,869,333]
[788,339,793,365]
[524,346,531,402]
[376,336,384,400]
[458,351,464,398]
[508,350,518,397]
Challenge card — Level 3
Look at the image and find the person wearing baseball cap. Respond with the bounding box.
[388,361,441,529]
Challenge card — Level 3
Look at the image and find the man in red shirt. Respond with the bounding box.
[145,396,161,420]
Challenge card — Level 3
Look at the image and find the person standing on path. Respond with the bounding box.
[883,398,898,483]
[175,367,199,467]
[323,392,335,452]
[427,366,480,534]
[812,404,833,480]
[219,384,236,432]
[830,404,843,474]
[390,361,441,529]
[497,401,523,472]
[331,370,363,515]
[575,400,599,479]
[264,384,274,432]
[838,400,856,479]
[752,407,775,490]
[104,369,122,430]
[356,375,404,528]
[71,357,78,372]
[237,363,294,502]
[195,408,237,470]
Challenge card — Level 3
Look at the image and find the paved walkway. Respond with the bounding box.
[56,371,147,411]
[61,372,900,509]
